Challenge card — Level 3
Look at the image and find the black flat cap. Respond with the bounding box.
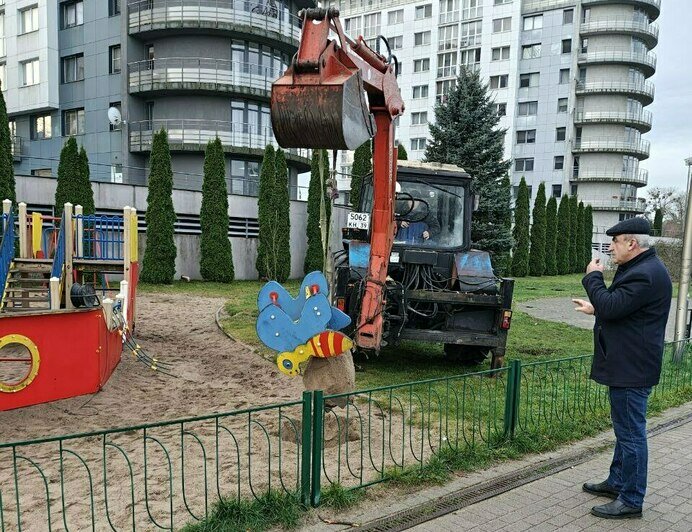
[605,217,651,236]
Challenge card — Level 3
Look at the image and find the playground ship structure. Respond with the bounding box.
[0,200,139,411]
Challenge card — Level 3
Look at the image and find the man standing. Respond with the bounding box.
[572,217,672,519]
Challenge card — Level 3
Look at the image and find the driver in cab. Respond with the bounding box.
[395,188,441,244]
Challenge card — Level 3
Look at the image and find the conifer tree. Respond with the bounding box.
[511,177,530,277]
[584,205,594,265]
[304,149,329,273]
[569,195,579,273]
[256,145,276,279]
[200,137,234,283]
[576,201,585,272]
[397,144,408,160]
[0,84,15,204]
[425,67,512,273]
[653,208,663,236]
[273,148,291,282]
[556,194,571,275]
[78,146,95,215]
[544,196,558,276]
[529,182,547,277]
[140,129,177,284]
[55,137,81,216]
[350,140,372,208]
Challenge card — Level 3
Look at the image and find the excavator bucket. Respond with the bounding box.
[271,67,376,150]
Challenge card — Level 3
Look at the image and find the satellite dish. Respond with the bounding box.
[108,107,122,126]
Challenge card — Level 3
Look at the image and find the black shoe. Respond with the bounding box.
[591,499,642,519]
[583,480,619,499]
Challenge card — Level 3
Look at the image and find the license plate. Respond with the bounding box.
[347,212,370,230]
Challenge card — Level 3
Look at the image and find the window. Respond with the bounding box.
[437,52,457,78]
[556,127,566,141]
[0,12,4,57]
[412,85,429,99]
[414,31,431,46]
[31,114,51,140]
[554,156,565,170]
[387,9,403,25]
[19,6,39,34]
[414,58,430,72]
[109,45,121,74]
[415,4,432,19]
[582,8,591,23]
[31,168,52,177]
[63,108,85,136]
[552,184,562,198]
[573,156,580,177]
[521,43,541,59]
[389,36,403,50]
[580,38,589,54]
[438,25,458,50]
[109,102,122,131]
[578,67,587,83]
[518,101,538,116]
[492,17,511,33]
[363,13,380,38]
[559,68,570,84]
[460,48,481,68]
[494,0,511,4]
[493,103,507,117]
[21,59,40,86]
[0,63,5,91]
[436,79,455,103]
[523,15,543,31]
[62,1,83,29]
[563,9,574,25]
[562,39,572,54]
[519,72,539,88]
[439,0,459,24]
[491,46,510,61]
[411,111,428,125]
[462,0,482,20]
[344,17,361,35]
[460,21,482,46]
[411,138,427,151]
[557,97,568,113]
[109,0,121,17]
[62,53,84,83]
[516,129,536,144]
[489,75,508,89]
[515,158,534,172]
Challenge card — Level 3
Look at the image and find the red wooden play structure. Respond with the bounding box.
[0,201,139,411]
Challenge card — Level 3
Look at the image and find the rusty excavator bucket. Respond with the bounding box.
[270,10,376,150]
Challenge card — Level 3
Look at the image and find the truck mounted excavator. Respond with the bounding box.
[270,7,514,387]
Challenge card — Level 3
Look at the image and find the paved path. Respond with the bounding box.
[412,416,692,532]
[517,297,678,341]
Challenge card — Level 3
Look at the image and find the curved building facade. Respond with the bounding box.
[572,0,659,227]
[123,0,312,193]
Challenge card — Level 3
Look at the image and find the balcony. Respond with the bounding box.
[584,198,647,213]
[573,110,652,132]
[128,58,280,98]
[572,138,650,159]
[437,65,457,79]
[575,168,648,187]
[439,11,459,25]
[129,119,311,168]
[575,80,655,105]
[581,0,660,21]
[127,0,302,49]
[578,50,657,77]
[580,18,659,48]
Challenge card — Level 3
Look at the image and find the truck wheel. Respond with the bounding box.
[443,344,490,366]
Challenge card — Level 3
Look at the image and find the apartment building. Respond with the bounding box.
[337,0,660,250]
[1,0,312,195]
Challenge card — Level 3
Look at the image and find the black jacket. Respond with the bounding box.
[582,248,672,387]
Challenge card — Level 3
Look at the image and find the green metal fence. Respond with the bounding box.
[1,341,691,530]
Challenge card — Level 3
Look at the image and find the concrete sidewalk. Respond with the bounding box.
[412,415,692,531]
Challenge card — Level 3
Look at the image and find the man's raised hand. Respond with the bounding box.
[572,298,595,315]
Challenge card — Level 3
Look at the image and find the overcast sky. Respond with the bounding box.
[642,1,692,194]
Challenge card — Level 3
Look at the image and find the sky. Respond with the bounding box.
[642,1,692,194]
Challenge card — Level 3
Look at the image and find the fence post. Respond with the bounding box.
[300,391,312,507]
[75,205,84,258]
[18,202,27,258]
[310,390,324,507]
[63,203,74,309]
[503,360,522,438]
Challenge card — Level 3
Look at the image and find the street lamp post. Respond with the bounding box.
[673,157,692,356]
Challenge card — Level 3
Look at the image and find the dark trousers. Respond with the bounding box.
[606,386,652,508]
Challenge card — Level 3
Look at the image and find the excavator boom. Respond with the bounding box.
[271,7,404,350]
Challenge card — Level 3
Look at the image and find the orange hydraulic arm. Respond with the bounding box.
[271,7,404,351]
